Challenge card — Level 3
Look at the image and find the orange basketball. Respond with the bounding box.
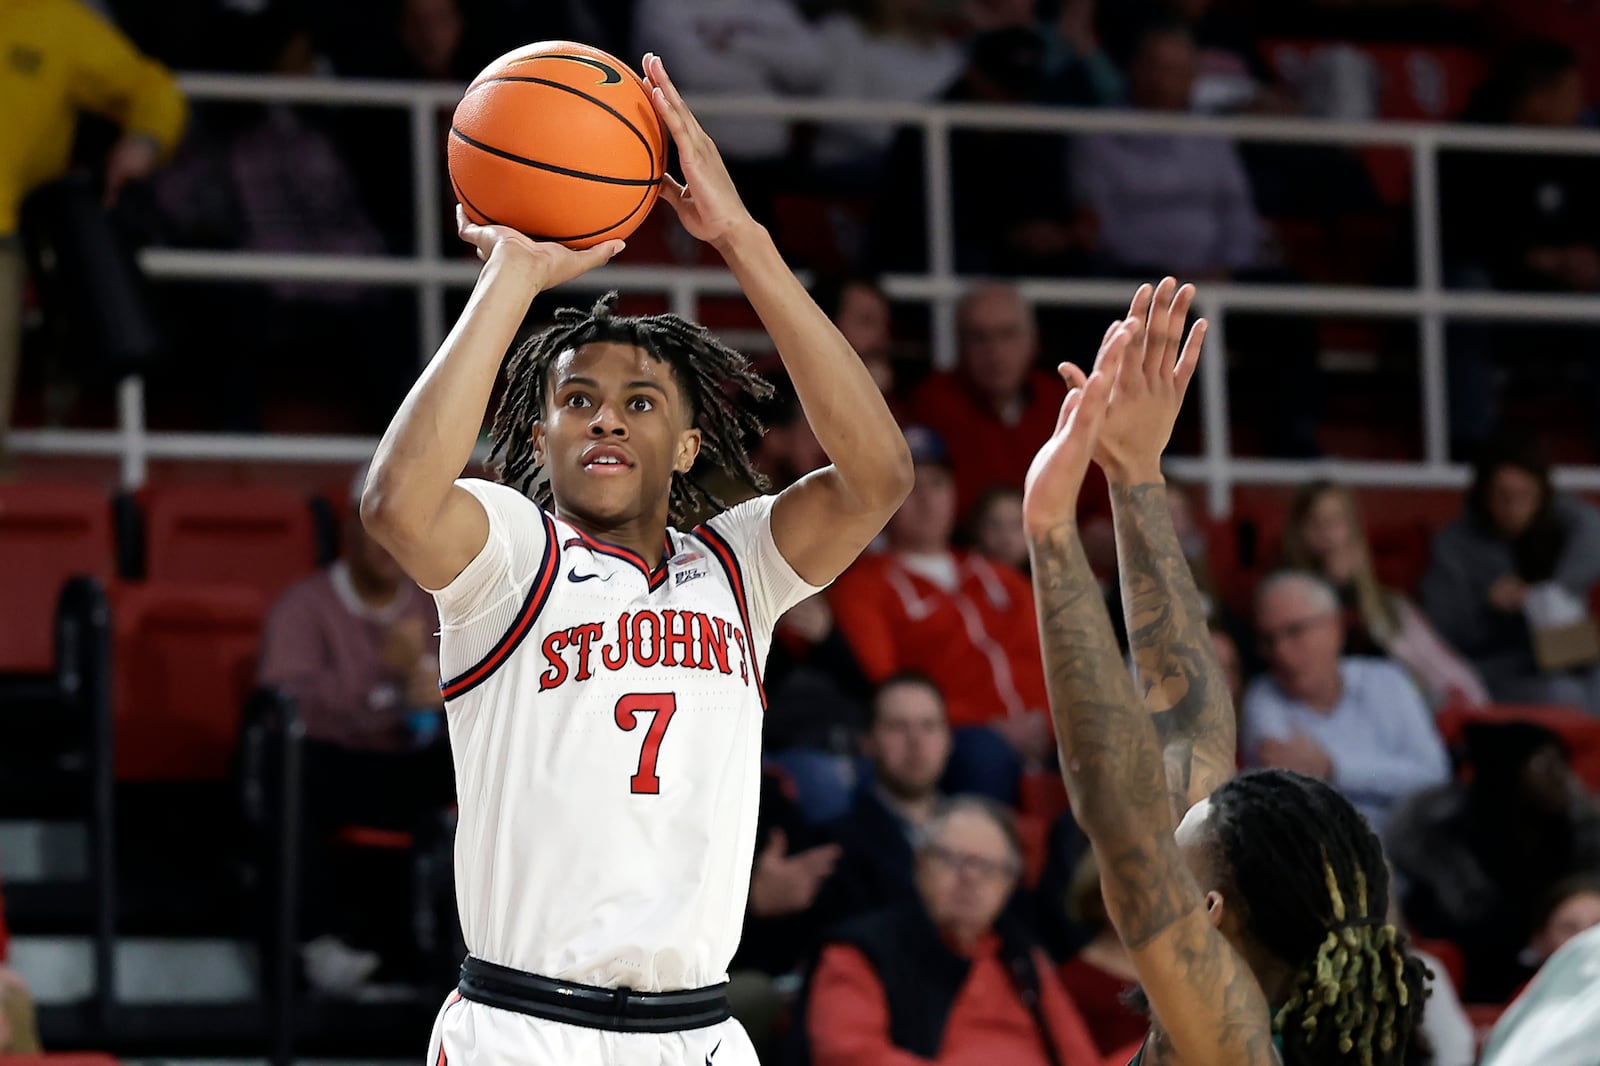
[448,42,667,249]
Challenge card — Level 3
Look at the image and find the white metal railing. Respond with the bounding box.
[14,72,1600,513]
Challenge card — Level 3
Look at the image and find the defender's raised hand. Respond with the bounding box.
[1095,277,1208,485]
[641,53,756,249]
[1022,320,1129,540]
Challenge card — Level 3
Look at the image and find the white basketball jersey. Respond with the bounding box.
[426,478,822,994]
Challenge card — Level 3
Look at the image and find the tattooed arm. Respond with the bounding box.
[1095,280,1236,819]
[1113,481,1237,820]
[1023,311,1274,1066]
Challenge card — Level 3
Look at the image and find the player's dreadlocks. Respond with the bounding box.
[488,292,773,524]
[1207,770,1430,1066]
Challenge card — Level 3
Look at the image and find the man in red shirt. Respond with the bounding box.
[909,283,1108,522]
[829,426,1052,804]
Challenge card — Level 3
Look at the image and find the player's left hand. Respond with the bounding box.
[1093,277,1208,485]
[641,53,757,250]
[1021,320,1127,540]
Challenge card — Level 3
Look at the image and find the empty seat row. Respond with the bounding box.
[0,482,335,676]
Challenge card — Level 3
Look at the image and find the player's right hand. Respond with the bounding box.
[455,204,625,290]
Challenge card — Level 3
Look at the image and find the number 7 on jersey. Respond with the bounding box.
[614,693,678,794]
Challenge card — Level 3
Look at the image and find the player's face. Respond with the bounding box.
[538,342,700,529]
[916,810,1020,941]
[867,682,951,799]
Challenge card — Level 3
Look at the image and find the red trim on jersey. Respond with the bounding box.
[564,525,674,591]
[692,522,767,710]
[439,509,560,701]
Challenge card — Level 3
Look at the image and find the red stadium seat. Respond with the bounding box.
[0,483,115,673]
[137,484,317,605]
[109,580,266,782]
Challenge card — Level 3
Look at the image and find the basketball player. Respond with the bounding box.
[360,54,913,1066]
[1020,280,1429,1066]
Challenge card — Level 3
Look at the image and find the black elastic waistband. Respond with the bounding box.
[457,955,731,1034]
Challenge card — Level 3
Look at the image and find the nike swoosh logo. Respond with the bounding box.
[567,571,604,584]
[705,1039,721,1066]
[548,53,623,85]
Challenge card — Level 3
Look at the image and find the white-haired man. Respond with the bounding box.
[1242,570,1450,833]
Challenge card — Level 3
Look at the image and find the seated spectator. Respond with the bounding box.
[968,485,1028,576]
[822,673,952,921]
[730,766,843,1060]
[257,467,453,995]
[809,272,898,404]
[829,426,1053,805]
[907,284,1077,522]
[1242,571,1451,834]
[1441,40,1600,458]
[1386,720,1600,1002]
[632,0,827,222]
[811,0,968,189]
[1420,431,1600,713]
[1283,479,1489,709]
[1055,852,1147,1058]
[1070,21,1324,457]
[1525,873,1600,974]
[1478,921,1600,1066]
[0,870,39,1054]
[805,797,1099,1066]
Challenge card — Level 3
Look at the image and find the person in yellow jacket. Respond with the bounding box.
[0,0,187,471]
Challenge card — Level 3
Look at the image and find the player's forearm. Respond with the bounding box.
[1109,480,1237,818]
[716,224,912,511]
[363,247,540,536]
[1028,520,1175,847]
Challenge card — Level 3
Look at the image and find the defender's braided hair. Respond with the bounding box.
[488,292,773,524]
[1207,770,1430,1066]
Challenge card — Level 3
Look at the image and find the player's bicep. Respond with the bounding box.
[1099,835,1277,1066]
[369,484,490,593]
[770,466,896,587]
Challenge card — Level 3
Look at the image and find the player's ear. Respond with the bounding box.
[674,427,701,475]
[1204,890,1227,929]
[531,422,546,466]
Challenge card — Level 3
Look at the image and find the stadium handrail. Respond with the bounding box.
[13,72,1600,514]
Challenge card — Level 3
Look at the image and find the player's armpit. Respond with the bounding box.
[1101,835,1276,1066]
[769,467,903,587]
[364,483,490,593]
